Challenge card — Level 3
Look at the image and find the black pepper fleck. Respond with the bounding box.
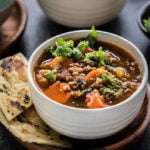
[16,116,24,122]
[3,84,7,89]
[10,101,26,111]
[0,88,3,93]
[36,135,40,137]
[34,124,40,128]
[44,128,50,133]
[24,94,30,103]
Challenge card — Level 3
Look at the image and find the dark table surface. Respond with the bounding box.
[0,0,150,149]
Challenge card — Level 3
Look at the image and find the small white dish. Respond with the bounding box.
[28,30,148,139]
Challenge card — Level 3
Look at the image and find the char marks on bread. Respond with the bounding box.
[0,53,32,121]
[0,53,71,148]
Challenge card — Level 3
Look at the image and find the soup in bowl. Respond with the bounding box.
[28,28,148,139]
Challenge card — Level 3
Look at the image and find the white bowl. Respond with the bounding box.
[37,0,126,28]
[28,30,148,139]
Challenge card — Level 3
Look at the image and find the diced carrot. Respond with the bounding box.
[85,91,105,109]
[131,83,139,90]
[39,70,49,75]
[44,81,71,104]
[49,57,60,69]
[85,67,106,82]
[61,57,73,68]
[50,56,73,69]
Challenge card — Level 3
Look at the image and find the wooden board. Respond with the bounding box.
[16,85,150,150]
[0,0,27,55]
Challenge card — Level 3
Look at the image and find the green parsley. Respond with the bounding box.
[103,87,123,99]
[44,45,54,52]
[143,17,150,32]
[84,51,95,63]
[56,38,74,47]
[86,26,98,48]
[44,71,56,82]
[101,74,113,82]
[101,74,122,87]
[101,73,123,99]
[96,47,109,66]
[114,89,123,98]
[50,26,99,60]
[77,41,89,52]
[52,38,74,57]
[52,38,83,59]
[73,50,82,60]
[84,46,109,66]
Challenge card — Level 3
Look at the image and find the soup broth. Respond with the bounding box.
[34,29,141,109]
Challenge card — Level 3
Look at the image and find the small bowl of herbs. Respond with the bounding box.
[138,2,150,38]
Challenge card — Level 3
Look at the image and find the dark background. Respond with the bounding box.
[0,0,150,149]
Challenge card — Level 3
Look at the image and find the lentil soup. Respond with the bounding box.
[33,27,142,109]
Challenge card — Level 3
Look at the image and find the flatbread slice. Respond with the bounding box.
[0,53,32,121]
[0,106,71,148]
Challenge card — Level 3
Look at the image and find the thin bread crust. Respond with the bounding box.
[0,53,32,121]
[0,106,71,148]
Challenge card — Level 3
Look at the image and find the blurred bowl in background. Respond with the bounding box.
[0,0,15,25]
[37,0,126,28]
[138,1,150,39]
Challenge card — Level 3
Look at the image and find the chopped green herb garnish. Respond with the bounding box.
[143,17,150,32]
[101,73,123,99]
[73,49,82,60]
[77,41,89,52]
[101,73,121,88]
[84,51,95,63]
[113,78,122,85]
[44,45,54,52]
[97,47,109,66]
[50,26,99,60]
[56,38,74,47]
[86,26,98,48]
[84,47,109,66]
[52,38,83,59]
[101,74,113,82]
[52,38,74,57]
[44,71,56,82]
[103,87,123,99]
[114,89,123,98]
[103,87,115,95]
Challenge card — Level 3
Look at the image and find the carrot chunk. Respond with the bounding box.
[85,91,105,109]
[44,81,71,104]
[85,67,106,82]
[50,56,73,69]
[39,70,49,75]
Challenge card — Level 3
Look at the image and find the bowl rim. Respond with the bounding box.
[138,1,150,34]
[28,30,148,112]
